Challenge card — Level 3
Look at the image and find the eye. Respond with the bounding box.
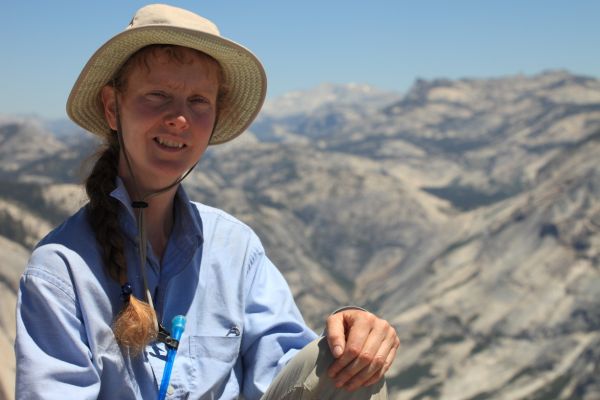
[146,91,168,101]
[189,96,210,105]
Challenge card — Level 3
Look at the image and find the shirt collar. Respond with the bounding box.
[109,177,204,244]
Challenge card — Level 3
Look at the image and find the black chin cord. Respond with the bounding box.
[113,91,199,335]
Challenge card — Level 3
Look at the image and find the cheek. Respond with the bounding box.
[120,105,159,139]
[192,112,217,139]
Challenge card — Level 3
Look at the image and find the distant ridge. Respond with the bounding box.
[1,70,599,399]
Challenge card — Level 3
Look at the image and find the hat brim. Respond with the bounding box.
[67,25,267,145]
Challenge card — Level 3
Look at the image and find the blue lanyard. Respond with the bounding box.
[157,315,186,400]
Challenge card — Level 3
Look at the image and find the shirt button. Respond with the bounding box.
[167,385,174,395]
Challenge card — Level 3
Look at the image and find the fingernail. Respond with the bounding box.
[333,345,343,358]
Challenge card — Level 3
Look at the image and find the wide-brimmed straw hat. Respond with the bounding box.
[67,3,266,145]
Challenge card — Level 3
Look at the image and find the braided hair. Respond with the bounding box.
[85,133,157,354]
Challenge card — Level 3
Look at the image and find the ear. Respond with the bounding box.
[100,85,118,131]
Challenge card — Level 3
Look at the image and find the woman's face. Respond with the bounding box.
[101,47,220,194]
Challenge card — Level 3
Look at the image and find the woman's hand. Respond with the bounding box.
[326,309,400,391]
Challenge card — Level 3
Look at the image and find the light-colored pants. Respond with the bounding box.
[261,338,388,399]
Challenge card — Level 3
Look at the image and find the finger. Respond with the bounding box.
[360,333,400,388]
[334,319,393,388]
[325,313,347,359]
[346,333,399,391]
[327,313,372,379]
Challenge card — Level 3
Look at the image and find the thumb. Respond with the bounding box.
[326,313,346,358]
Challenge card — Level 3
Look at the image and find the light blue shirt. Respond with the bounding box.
[15,179,318,399]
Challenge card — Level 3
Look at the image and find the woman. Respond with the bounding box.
[15,4,399,399]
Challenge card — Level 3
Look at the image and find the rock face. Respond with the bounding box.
[0,236,28,400]
[1,72,599,399]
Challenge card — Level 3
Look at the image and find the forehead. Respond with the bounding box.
[120,46,221,87]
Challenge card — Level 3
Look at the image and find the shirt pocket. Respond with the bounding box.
[147,335,242,398]
[188,335,243,396]
[190,335,242,362]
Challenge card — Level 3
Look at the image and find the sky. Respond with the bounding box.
[2,0,599,120]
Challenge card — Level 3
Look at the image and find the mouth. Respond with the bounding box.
[154,137,186,149]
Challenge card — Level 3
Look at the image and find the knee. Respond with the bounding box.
[285,337,334,376]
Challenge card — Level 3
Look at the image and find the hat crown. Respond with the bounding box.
[127,4,220,36]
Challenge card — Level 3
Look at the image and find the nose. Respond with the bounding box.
[164,104,190,132]
[165,114,189,131]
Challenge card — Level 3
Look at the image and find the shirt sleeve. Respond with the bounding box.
[239,238,318,400]
[15,265,100,399]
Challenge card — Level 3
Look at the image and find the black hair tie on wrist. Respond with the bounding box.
[131,201,148,209]
[121,283,133,302]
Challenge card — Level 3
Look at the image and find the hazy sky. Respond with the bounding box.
[2,0,599,119]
